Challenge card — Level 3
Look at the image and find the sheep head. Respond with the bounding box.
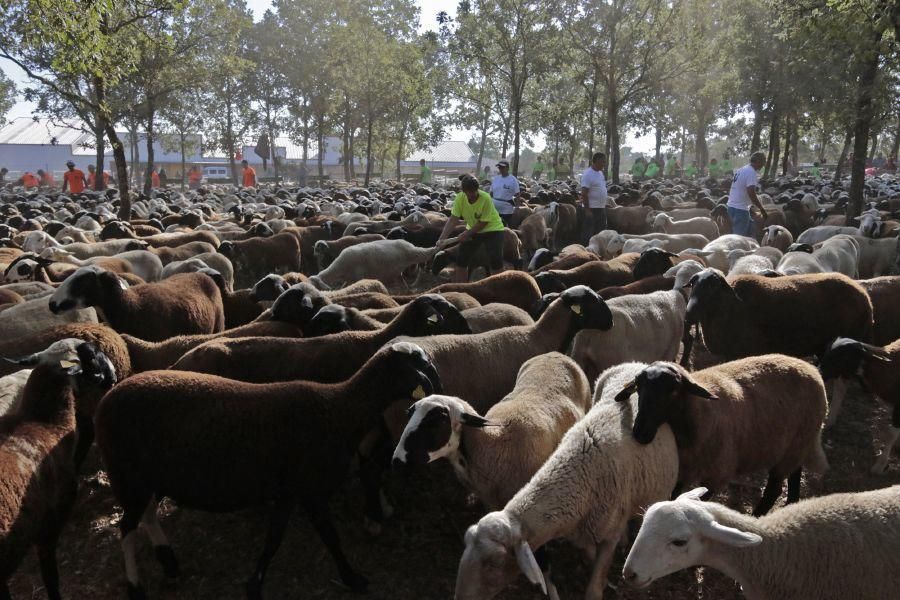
[818,337,891,383]
[616,361,716,445]
[622,488,760,590]
[5,338,117,388]
[455,512,546,600]
[48,265,126,313]
[250,273,290,302]
[270,282,330,328]
[560,285,613,331]
[633,247,678,281]
[684,269,734,324]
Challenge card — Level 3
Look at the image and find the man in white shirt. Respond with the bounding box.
[580,152,609,243]
[491,160,520,226]
[727,152,768,237]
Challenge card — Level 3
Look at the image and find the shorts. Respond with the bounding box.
[727,206,752,237]
[457,230,505,271]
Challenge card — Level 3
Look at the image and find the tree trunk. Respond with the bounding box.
[143,100,156,195]
[694,119,709,171]
[834,126,853,181]
[750,98,764,153]
[791,121,799,170]
[847,49,880,224]
[818,128,829,163]
[764,109,780,178]
[587,76,597,161]
[654,124,662,164]
[180,132,186,192]
[349,126,356,179]
[266,101,279,181]
[395,121,408,180]
[364,112,374,186]
[869,133,879,160]
[890,118,900,158]
[94,117,106,191]
[106,125,130,221]
[512,96,522,176]
[781,116,791,176]
[316,119,325,178]
[608,99,621,184]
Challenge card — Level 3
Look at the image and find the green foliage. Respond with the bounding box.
[0,72,15,121]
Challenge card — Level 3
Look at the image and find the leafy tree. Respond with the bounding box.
[0,73,15,122]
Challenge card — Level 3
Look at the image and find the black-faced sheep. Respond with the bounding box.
[95,342,441,598]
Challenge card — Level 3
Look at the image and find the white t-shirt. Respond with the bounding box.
[491,174,520,215]
[727,164,759,210]
[580,167,608,208]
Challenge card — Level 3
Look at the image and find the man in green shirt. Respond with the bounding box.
[547,162,556,182]
[810,162,822,179]
[436,174,505,282]
[645,160,660,178]
[532,156,544,180]
[708,158,722,179]
[720,155,733,176]
[420,159,432,185]
[664,155,677,178]
[684,161,699,178]
[631,157,646,179]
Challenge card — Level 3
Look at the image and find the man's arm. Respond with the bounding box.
[580,187,590,209]
[747,187,767,219]
[61,176,68,192]
[437,215,461,244]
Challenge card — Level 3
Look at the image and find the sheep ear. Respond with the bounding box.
[459,412,490,428]
[683,273,699,289]
[701,520,762,547]
[514,541,547,595]
[683,377,717,400]
[677,487,708,501]
[4,353,39,366]
[614,380,637,402]
[59,359,82,376]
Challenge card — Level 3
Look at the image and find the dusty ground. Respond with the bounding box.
[9,368,899,600]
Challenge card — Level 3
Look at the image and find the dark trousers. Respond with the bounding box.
[580,207,607,244]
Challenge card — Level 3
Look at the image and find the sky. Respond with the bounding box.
[0,0,655,154]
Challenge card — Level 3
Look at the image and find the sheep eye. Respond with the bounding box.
[671,539,687,547]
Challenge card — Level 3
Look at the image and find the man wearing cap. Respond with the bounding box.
[62,161,87,194]
[580,152,609,242]
[490,160,520,226]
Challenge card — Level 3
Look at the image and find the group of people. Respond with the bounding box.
[631,155,737,180]
[437,150,772,280]
[0,161,115,192]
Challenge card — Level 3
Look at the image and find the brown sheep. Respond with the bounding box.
[534,253,640,294]
[858,276,900,345]
[149,241,217,266]
[393,271,541,312]
[218,232,302,288]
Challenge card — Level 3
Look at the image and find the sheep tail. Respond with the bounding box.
[804,429,830,474]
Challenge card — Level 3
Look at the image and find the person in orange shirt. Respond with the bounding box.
[20,171,40,189]
[150,168,160,189]
[62,161,87,193]
[37,169,55,188]
[188,166,203,189]
[241,159,256,188]
[87,164,111,190]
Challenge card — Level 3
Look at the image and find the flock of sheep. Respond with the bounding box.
[0,171,898,600]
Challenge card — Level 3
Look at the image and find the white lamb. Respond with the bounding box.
[309,238,444,289]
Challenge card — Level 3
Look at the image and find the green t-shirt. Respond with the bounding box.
[708,162,722,178]
[685,165,698,178]
[533,161,544,173]
[645,162,660,178]
[421,165,432,184]
[665,158,676,175]
[547,166,556,181]
[631,162,646,177]
[810,166,822,179]
[451,190,505,233]
[720,159,733,173]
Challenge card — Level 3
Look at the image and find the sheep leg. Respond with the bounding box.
[825,377,847,426]
[359,424,393,536]
[303,499,369,592]
[245,499,294,600]
[679,325,694,368]
[534,547,560,600]
[141,498,178,578]
[786,468,803,504]
[120,499,150,600]
[753,470,784,516]
[73,410,94,469]
[871,422,900,475]
[36,542,61,600]
[584,540,616,600]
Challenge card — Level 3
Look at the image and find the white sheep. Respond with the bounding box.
[623,485,900,600]
[454,361,678,600]
[309,239,443,289]
[652,213,719,240]
[726,250,775,275]
[0,296,98,340]
[795,225,859,246]
[688,234,760,272]
[621,233,710,255]
[161,252,235,291]
[760,224,793,251]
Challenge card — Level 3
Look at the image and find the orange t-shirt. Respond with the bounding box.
[40,172,55,187]
[22,172,39,188]
[242,166,256,187]
[63,169,86,193]
[151,171,160,188]
[188,169,202,183]
[88,171,111,189]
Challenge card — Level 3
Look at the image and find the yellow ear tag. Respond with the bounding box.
[59,360,78,369]
[412,385,426,400]
[427,313,439,323]
[570,304,582,315]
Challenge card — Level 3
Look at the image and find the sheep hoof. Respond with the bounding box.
[154,545,180,578]
[127,583,147,600]
[363,516,382,537]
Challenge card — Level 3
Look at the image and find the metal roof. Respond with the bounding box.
[404,141,476,165]
[0,117,91,147]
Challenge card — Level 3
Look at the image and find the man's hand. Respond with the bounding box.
[458,229,474,242]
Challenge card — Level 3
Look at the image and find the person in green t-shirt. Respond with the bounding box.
[420,159,432,185]
[684,161,699,178]
[645,160,660,178]
[532,156,544,180]
[436,175,505,282]
[547,162,556,182]
[708,158,722,179]
[664,155,677,177]
[631,157,646,179]
[810,162,822,179]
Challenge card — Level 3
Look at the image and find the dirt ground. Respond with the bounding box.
[9,362,899,600]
